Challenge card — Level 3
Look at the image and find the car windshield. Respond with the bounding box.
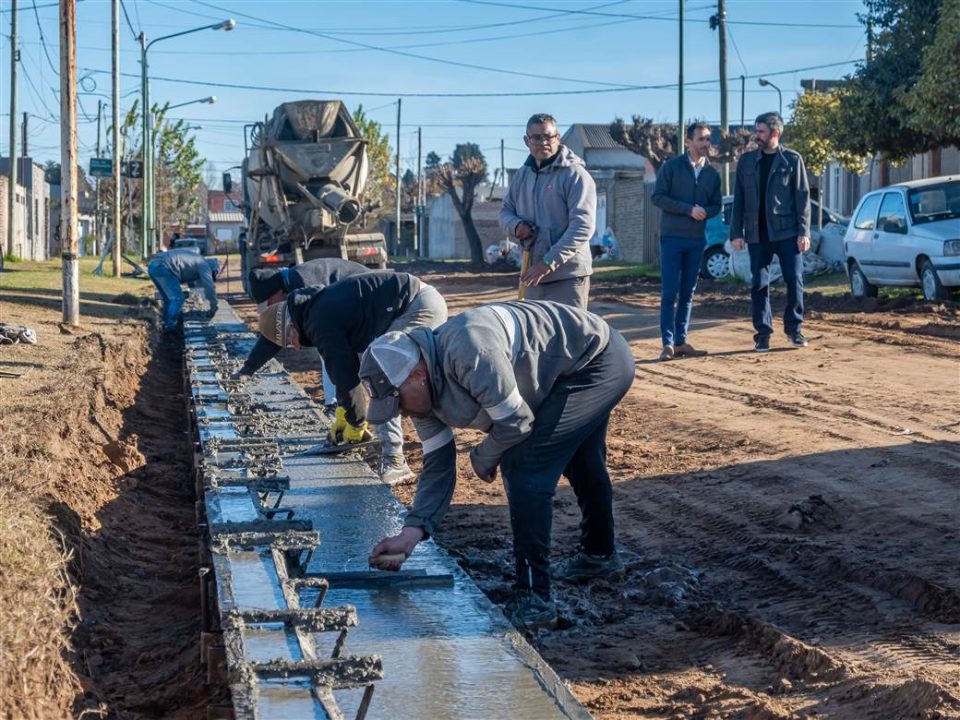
[908,181,960,225]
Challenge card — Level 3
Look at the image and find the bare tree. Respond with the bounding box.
[428,143,488,263]
[609,117,678,173]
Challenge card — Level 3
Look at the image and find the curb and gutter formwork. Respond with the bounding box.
[184,303,592,720]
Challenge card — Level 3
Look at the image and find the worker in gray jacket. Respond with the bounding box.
[147,249,220,331]
[360,301,634,630]
[500,113,597,309]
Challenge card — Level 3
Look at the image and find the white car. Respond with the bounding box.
[843,176,960,301]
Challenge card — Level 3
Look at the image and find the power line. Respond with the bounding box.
[461,0,862,28]
[189,0,639,89]
[727,25,749,76]
[119,0,140,42]
[30,0,59,75]
[82,59,859,99]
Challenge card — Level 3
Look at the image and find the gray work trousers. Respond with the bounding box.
[524,275,590,310]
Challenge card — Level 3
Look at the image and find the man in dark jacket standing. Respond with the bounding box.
[730,112,812,352]
[651,122,722,361]
[240,259,371,409]
[500,113,596,309]
[147,249,220,331]
[360,301,634,630]
[256,271,447,484]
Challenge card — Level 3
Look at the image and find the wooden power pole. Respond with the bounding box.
[60,0,80,326]
[7,0,18,258]
[394,98,401,256]
[112,0,121,276]
[717,0,729,194]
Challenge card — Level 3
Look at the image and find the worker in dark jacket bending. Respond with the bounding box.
[240,259,371,408]
[361,301,634,630]
[256,271,447,484]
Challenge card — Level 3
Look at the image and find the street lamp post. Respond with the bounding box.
[139,21,233,257]
[758,77,783,118]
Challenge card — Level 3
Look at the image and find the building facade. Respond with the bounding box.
[0,157,50,261]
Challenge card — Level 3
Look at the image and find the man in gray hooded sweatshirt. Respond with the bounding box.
[359,301,634,630]
[500,113,597,309]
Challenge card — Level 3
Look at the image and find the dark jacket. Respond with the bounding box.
[287,272,422,425]
[651,154,722,239]
[242,260,372,374]
[730,146,811,244]
[248,258,369,303]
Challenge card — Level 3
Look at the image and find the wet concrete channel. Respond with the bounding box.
[185,305,591,720]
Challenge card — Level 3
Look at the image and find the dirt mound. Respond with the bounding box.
[101,435,146,473]
[110,291,145,305]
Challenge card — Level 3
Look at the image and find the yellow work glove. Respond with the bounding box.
[341,420,369,444]
[328,406,348,444]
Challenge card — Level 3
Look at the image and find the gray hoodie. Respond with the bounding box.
[499,146,596,282]
[403,300,615,536]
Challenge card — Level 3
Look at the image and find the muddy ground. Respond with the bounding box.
[228,261,960,720]
[1,258,957,719]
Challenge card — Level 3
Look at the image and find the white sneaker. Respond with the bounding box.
[379,456,414,486]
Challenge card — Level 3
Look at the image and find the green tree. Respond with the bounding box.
[428,143,489,263]
[901,0,960,141]
[352,104,393,220]
[784,91,867,177]
[832,0,952,161]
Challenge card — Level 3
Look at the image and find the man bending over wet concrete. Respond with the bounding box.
[239,258,372,411]
[360,300,635,630]
[147,249,220,332]
[256,271,447,485]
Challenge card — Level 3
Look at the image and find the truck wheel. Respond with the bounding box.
[849,261,878,298]
[701,245,730,280]
[920,259,950,302]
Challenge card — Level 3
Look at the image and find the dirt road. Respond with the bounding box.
[232,263,959,719]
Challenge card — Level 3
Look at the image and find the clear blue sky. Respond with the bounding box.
[1,0,868,187]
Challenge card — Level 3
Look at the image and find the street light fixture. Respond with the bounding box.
[140,20,235,257]
[165,96,217,112]
[758,77,783,118]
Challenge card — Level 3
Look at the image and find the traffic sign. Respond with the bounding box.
[123,161,144,178]
[89,157,113,177]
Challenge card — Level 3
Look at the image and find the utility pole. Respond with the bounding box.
[61,0,80,326]
[112,0,121,276]
[740,75,747,127]
[95,99,102,256]
[678,0,684,156]
[415,126,422,256]
[394,98,401,256]
[716,0,729,194]
[139,32,149,258]
[7,0,19,258]
[500,138,505,187]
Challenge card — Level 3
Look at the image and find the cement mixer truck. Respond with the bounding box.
[229,101,388,295]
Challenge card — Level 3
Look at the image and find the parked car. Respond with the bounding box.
[843,176,960,301]
[171,237,209,255]
[702,196,847,280]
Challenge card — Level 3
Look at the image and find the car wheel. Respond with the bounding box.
[920,259,950,302]
[849,261,878,298]
[701,245,731,280]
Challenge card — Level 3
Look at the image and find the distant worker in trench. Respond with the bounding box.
[500,113,597,309]
[147,248,221,332]
[361,300,635,630]
[238,258,373,412]
[255,271,447,485]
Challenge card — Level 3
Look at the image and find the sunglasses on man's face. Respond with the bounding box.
[526,133,559,143]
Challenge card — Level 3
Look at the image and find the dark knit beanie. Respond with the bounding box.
[248,268,285,303]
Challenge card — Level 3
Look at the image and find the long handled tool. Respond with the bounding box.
[518,249,531,300]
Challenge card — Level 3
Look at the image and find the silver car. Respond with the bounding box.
[843,176,960,301]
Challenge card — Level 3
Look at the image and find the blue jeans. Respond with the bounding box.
[659,235,706,346]
[499,331,635,600]
[748,239,804,340]
[147,261,184,331]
